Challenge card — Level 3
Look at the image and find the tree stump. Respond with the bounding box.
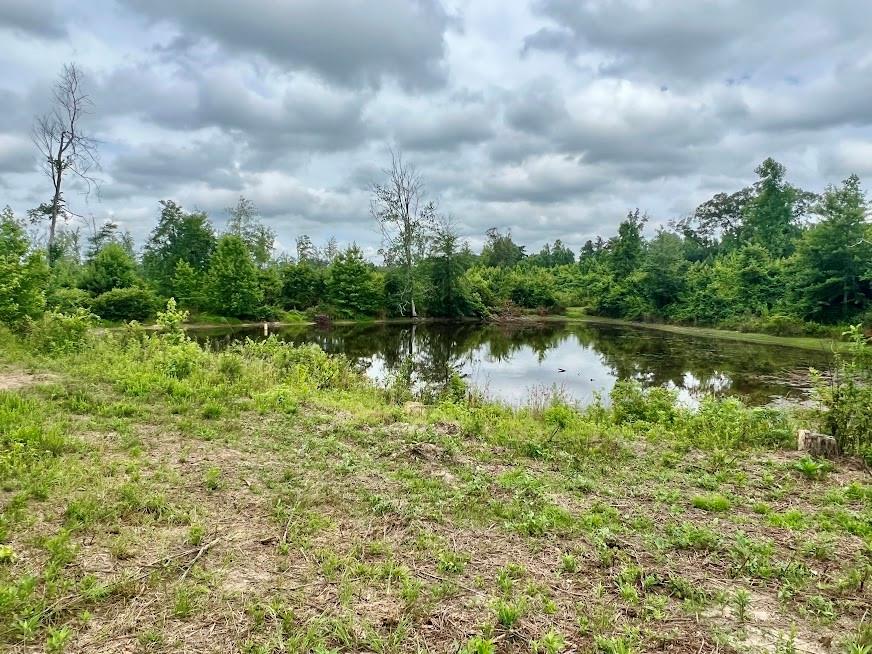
[797,429,840,458]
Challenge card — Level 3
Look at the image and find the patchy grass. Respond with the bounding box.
[0,326,869,653]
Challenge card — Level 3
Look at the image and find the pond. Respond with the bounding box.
[189,320,835,407]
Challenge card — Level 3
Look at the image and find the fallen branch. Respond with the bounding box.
[180,538,221,581]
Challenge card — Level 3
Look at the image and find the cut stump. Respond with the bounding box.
[797,429,840,458]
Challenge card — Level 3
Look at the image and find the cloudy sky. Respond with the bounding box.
[1,0,871,256]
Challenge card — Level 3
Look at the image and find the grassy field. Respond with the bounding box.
[0,326,869,653]
[560,310,846,354]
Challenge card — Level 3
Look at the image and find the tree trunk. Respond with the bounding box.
[48,191,61,265]
[843,280,848,319]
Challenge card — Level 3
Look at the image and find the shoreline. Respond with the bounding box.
[99,312,846,353]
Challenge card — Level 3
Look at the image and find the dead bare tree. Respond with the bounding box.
[31,63,100,264]
[370,150,436,318]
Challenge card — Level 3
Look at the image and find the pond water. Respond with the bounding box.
[189,320,835,407]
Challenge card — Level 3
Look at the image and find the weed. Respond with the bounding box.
[560,552,577,573]
[532,629,566,654]
[733,588,751,623]
[595,635,636,654]
[46,626,72,653]
[204,466,222,491]
[188,523,205,546]
[793,456,829,480]
[460,636,496,654]
[692,493,731,512]
[436,550,468,575]
[494,599,524,629]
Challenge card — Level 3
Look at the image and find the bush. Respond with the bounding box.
[674,397,794,450]
[91,287,160,322]
[815,325,872,463]
[723,314,837,337]
[46,287,93,313]
[610,381,678,425]
[237,337,357,391]
[26,309,95,354]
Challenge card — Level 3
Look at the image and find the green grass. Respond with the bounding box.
[0,325,867,653]
[692,493,732,512]
[562,308,847,352]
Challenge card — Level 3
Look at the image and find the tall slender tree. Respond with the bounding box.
[226,196,275,268]
[31,63,100,264]
[371,151,436,318]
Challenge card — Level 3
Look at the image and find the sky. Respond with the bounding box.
[1,0,871,257]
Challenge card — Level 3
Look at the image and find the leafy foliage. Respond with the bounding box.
[91,287,159,322]
[0,207,48,325]
[206,235,263,318]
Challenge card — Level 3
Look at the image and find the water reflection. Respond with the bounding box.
[191,320,834,407]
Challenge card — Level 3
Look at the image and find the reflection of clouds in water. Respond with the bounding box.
[363,340,746,407]
[682,371,732,393]
[463,339,616,406]
[197,322,829,407]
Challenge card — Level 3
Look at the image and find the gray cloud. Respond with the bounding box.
[119,0,451,89]
[0,134,34,173]
[110,139,244,193]
[2,0,872,255]
[524,0,871,85]
[0,0,67,38]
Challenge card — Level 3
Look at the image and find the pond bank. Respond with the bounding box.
[557,310,845,353]
[103,312,846,353]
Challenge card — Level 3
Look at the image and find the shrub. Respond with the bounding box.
[92,287,160,322]
[675,397,794,450]
[26,309,95,354]
[610,381,678,425]
[46,287,93,313]
[815,325,872,463]
[239,337,356,391]
[156,298,189,343]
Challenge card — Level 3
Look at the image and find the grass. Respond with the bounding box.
[562,308,848,352]
[0,325,869,653]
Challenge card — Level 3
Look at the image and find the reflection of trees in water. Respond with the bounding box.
[195,321,833,404]
[568,323,830,401]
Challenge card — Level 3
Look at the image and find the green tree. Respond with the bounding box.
[371,152,436,318]
[641,230,687,315]
[295,234,318,264]
[325,245,382,317]
[0,207,49,324]
[428,220,476,317]
[609,210,646,278]
[742,158,811,257]
[226,196,275,268]
[481,228,525,268]
[281,262,324,310]
[171,260,206,311]
[206,235,262,318]
[143,200,216,294]
[791,174,871,321]
[79,243,138,295]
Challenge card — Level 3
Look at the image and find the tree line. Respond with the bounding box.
[1,155,870,332]
[2,63,871,332]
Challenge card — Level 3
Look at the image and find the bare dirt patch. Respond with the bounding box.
[0,368,57,390]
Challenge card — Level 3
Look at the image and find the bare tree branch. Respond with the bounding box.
[31,62,101,264]
[370,149,436,318]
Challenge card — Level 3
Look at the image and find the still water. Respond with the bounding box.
[189,320,834,407]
